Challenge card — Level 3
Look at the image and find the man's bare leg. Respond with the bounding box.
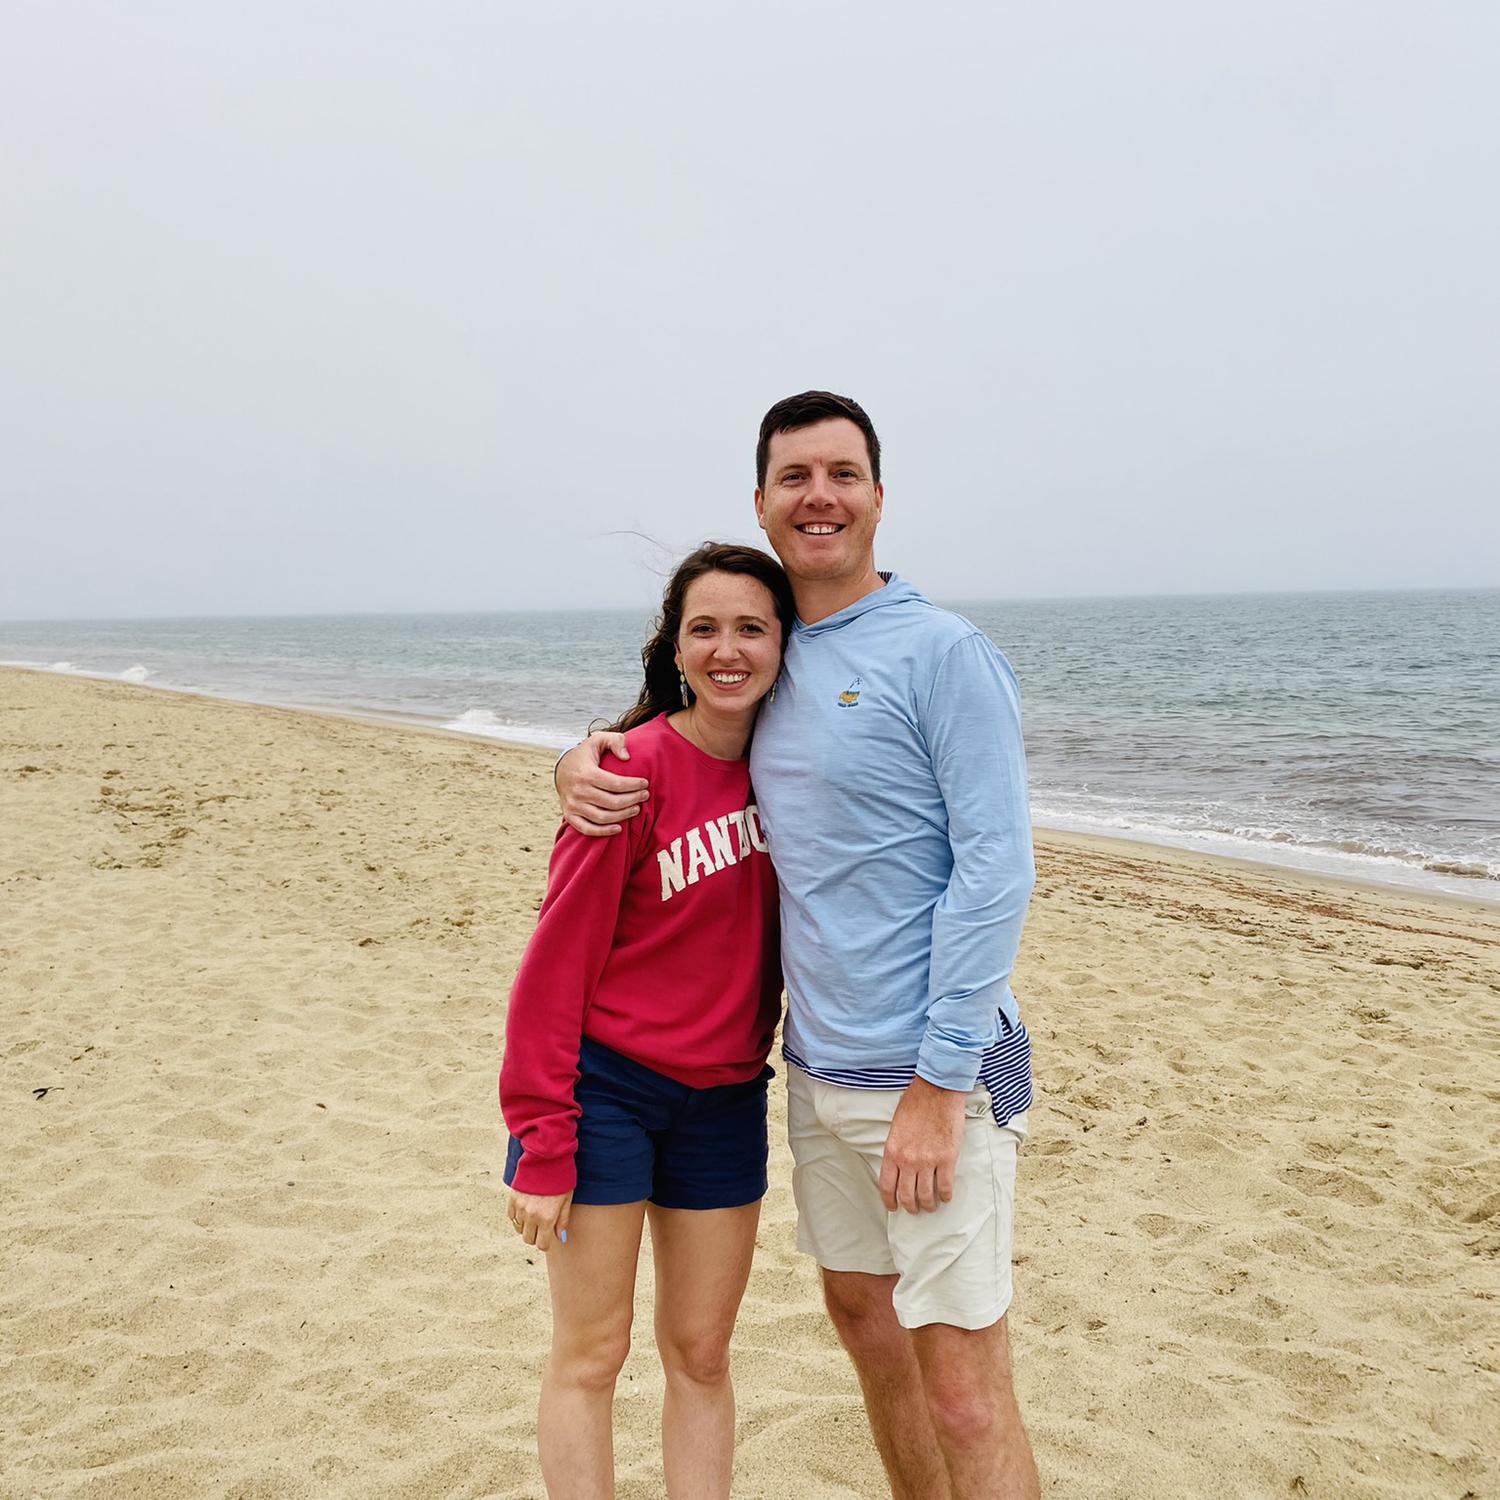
[910,1316,1039,1500]
[821,1269,951,1500]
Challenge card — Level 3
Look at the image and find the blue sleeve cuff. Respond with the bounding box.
[915,1033,983,1093]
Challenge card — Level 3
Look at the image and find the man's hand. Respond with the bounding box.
[879,1076,968,1214]
[508,1188,574,1251]
[556,731,649,837]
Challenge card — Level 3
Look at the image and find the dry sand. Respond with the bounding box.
[3,665,1497,1499]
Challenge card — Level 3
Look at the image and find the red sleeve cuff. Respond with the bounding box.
[509,1150,578,1197]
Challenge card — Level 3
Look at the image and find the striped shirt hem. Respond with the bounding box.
[782,1020,1033,1128]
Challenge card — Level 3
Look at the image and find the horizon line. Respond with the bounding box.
[2,580,1496,628]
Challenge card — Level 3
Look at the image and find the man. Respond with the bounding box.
[555,391,1040,1499]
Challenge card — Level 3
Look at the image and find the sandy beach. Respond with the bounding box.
[3,664,1497,1499]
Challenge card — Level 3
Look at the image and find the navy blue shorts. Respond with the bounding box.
[505,1037,772,1210]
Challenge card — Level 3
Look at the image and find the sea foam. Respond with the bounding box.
[1030,801,1500,903]
[440,708,574,751]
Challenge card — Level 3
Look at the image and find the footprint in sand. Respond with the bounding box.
[1451,1190,1500,1224]
[1279,1162,1384,1207]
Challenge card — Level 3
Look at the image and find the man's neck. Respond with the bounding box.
[793,568,887,626]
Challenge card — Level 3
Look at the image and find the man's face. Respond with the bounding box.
[754,418,883,584]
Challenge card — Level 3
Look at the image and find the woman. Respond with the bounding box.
[499,541,793,1499]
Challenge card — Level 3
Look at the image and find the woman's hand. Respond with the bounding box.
[508,1188,574,1251]
[556,732,649,837]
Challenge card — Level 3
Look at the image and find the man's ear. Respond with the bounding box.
[873,482,885,523]
[753,488,767,530]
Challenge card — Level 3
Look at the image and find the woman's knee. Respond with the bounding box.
[550,1322,633,1393]
[657,1325,732,1387]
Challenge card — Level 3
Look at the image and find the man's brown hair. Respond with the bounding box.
[755,390,881,491]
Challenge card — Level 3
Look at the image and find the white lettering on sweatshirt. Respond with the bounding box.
[657,804,765,902]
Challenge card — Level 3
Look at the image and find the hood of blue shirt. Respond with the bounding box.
[793,572,920,638]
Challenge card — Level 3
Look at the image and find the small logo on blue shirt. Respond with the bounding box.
[837,677,863,708]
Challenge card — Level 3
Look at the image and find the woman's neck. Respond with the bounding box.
[669,704,752,761]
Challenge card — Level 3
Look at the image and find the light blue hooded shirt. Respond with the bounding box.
[750,574,1034,1113]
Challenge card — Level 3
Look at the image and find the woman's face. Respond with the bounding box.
[673,571,783,714]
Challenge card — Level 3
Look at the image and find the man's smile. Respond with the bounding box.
[795,523,845,535]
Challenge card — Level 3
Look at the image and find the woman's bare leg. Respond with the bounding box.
[647,1201,761,1500]
[538,1201,647,1499]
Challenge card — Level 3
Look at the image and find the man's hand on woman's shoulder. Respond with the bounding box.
[556,731,651,837]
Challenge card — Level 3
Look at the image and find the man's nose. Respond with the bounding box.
[805,467,836,505]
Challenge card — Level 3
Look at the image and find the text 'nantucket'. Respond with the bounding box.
[657,806,768,901]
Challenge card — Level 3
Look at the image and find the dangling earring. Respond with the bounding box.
[769,678,778,705]
[679,670,691,708]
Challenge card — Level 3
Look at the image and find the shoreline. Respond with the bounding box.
[4,661,1495,911]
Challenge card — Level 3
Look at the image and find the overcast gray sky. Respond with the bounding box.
[2,1,1496,619]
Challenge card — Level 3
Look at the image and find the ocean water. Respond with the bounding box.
[5,589,1497,903]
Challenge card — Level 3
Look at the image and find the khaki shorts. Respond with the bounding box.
[787,1066,1027,1331]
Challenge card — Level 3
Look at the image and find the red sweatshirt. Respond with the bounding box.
[500,713,782,1196]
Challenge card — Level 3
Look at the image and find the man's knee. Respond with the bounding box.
[912,1319,1018,1450]
[923,1377,1000,1450]
[822,1270,904,1357]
